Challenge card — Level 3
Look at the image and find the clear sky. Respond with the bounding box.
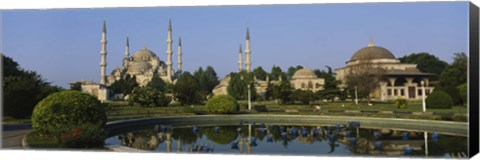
[2,2,469,88]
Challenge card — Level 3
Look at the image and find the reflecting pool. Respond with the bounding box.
[105,122,468,158]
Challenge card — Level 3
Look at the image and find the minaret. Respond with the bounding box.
[244,28,251,72]
[368,36,375,47]
[238,44,243,72]
[123,36,130,68]
[166,19,173,81]
[177,36,182,72]
[100,20,107,85]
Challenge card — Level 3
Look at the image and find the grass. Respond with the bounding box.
[2,116,31,123]
[104,101,468,122]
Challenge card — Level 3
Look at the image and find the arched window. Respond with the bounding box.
[301,83,306,88]
[308,81,313,89]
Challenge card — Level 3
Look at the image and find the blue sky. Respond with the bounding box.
[2,2,469,88]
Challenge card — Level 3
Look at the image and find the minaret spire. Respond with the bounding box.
[368,35,375,47]
[244,27,252,72]
[166,18,173,82]
[177,36,182,72]
[238,44,243,72]
[100,20,108,85]
[123,36,130,68]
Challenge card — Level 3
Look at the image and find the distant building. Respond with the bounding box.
[80,19,182,101]
[335,38,436,101]
[290,68,325,92]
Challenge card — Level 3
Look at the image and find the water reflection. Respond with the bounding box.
[107,123,467,158]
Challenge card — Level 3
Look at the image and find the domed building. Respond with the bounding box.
[108,47,171,86]
[78,20,183,101]
[290,68,325,92]
[335,39,436,101]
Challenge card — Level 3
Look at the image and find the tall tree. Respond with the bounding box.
[272,80,293,104]
[286,65,304,80]
[398,52,448,76]
[204,66,220,93]
[172,72,200,105]
[270,65,287,81]
[344,56,385,103]
[3,54,62,118]
[253,66,268,81]
[146,74,166,93]
[437,52,468,105]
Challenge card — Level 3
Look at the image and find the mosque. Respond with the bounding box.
[212,29,326,96]
[77,19,434,102]
[77,20,182,101]
[334,38,436,101]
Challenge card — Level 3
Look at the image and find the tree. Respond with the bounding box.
[109,74,139,96]
[253,66,268,80]
[172,72,200,105]
[128,87,171,107]
[270,65,286,81]
[3,54,62,118]
[398,52,448,76]
[226,72,257,101]
[437,53,468,105]
[204,66,220,93]
[290,89,316,105]
[70,82,82,91]
[146,74,166,93]
[287,65,304,80]
[272,80,293,104]
[457,83,467,105]
[344,56,385,103]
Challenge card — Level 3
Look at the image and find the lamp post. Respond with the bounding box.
[355,86,358,105]
[421,80,426,112]
[248,84,252,110]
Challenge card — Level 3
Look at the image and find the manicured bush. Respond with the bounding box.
[31,91,107,140]
[395,98,408,109]
[60,123,106,148]
[426,90,453,109]
[206,95,239,114]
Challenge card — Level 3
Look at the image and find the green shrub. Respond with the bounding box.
[129,87,171,107]
[426,90,453,109]
[31,91,107,141]
[206,95,239,114]
[395,98,408,109]
[60,123,106,148]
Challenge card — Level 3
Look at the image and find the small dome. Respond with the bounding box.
[350,46,396,61]
[292,68,317,79]
[132,48,157,61]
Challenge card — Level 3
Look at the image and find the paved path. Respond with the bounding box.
[2,123,32,148]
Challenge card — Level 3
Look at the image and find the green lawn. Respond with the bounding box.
[104,101,468,122]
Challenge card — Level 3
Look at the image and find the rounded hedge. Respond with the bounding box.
[31,90,107,136]
[206,95,239,114]
[426,90,453,109]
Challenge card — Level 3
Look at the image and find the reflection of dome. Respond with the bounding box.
[132,48,157,61]
[292,68,317,79]
[350,46,395,61]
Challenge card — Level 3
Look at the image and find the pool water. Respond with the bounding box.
[105,123,468,158]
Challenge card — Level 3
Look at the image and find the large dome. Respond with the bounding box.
[292,68,317,79]
[132,48,157,61]
[350,46,396,61]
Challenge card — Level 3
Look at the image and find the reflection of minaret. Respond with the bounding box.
[177,138,182,152]
[244,28,251,72]
[177,36,182,72]
[239,136,244,153]
[166,19,173,82]
[123,36,130,68]
[166,133,172,152]
[100,20,108,85]
[238,44,243,72]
